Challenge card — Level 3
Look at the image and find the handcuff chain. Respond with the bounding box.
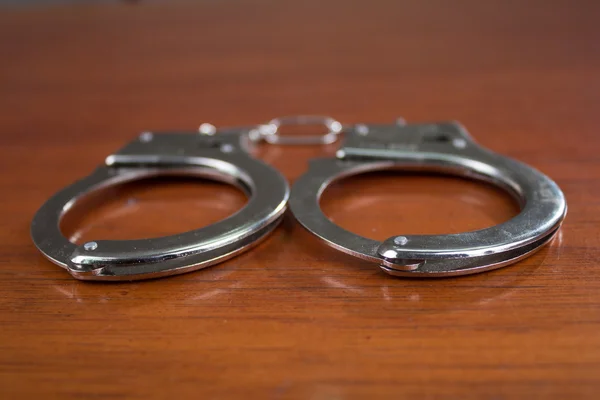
[199,115,345,146]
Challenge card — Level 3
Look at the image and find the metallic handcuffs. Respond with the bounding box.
[31,116,566,281]
[290,120,566,277]
[31,127,288,281]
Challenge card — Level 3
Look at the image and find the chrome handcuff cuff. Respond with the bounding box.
[290,119,567,277]
[32,115,566,281]
[31,127,288,281]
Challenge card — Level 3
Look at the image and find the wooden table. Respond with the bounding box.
[1,0,599,398]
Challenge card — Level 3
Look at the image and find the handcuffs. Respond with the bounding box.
[31,116,566,281]
[31,127,289,280]
[290,119,566,277]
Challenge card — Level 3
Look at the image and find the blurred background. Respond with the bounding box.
[1,0,597,149]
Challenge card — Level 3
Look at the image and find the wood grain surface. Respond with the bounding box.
[1,0,599,398]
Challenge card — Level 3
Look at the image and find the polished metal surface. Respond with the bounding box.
[290,121,567,277]
[31,127,289,281]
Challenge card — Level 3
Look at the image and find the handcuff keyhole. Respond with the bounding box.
[423,133,452,143]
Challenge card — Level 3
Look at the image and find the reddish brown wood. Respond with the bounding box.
[1,0,599,398]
